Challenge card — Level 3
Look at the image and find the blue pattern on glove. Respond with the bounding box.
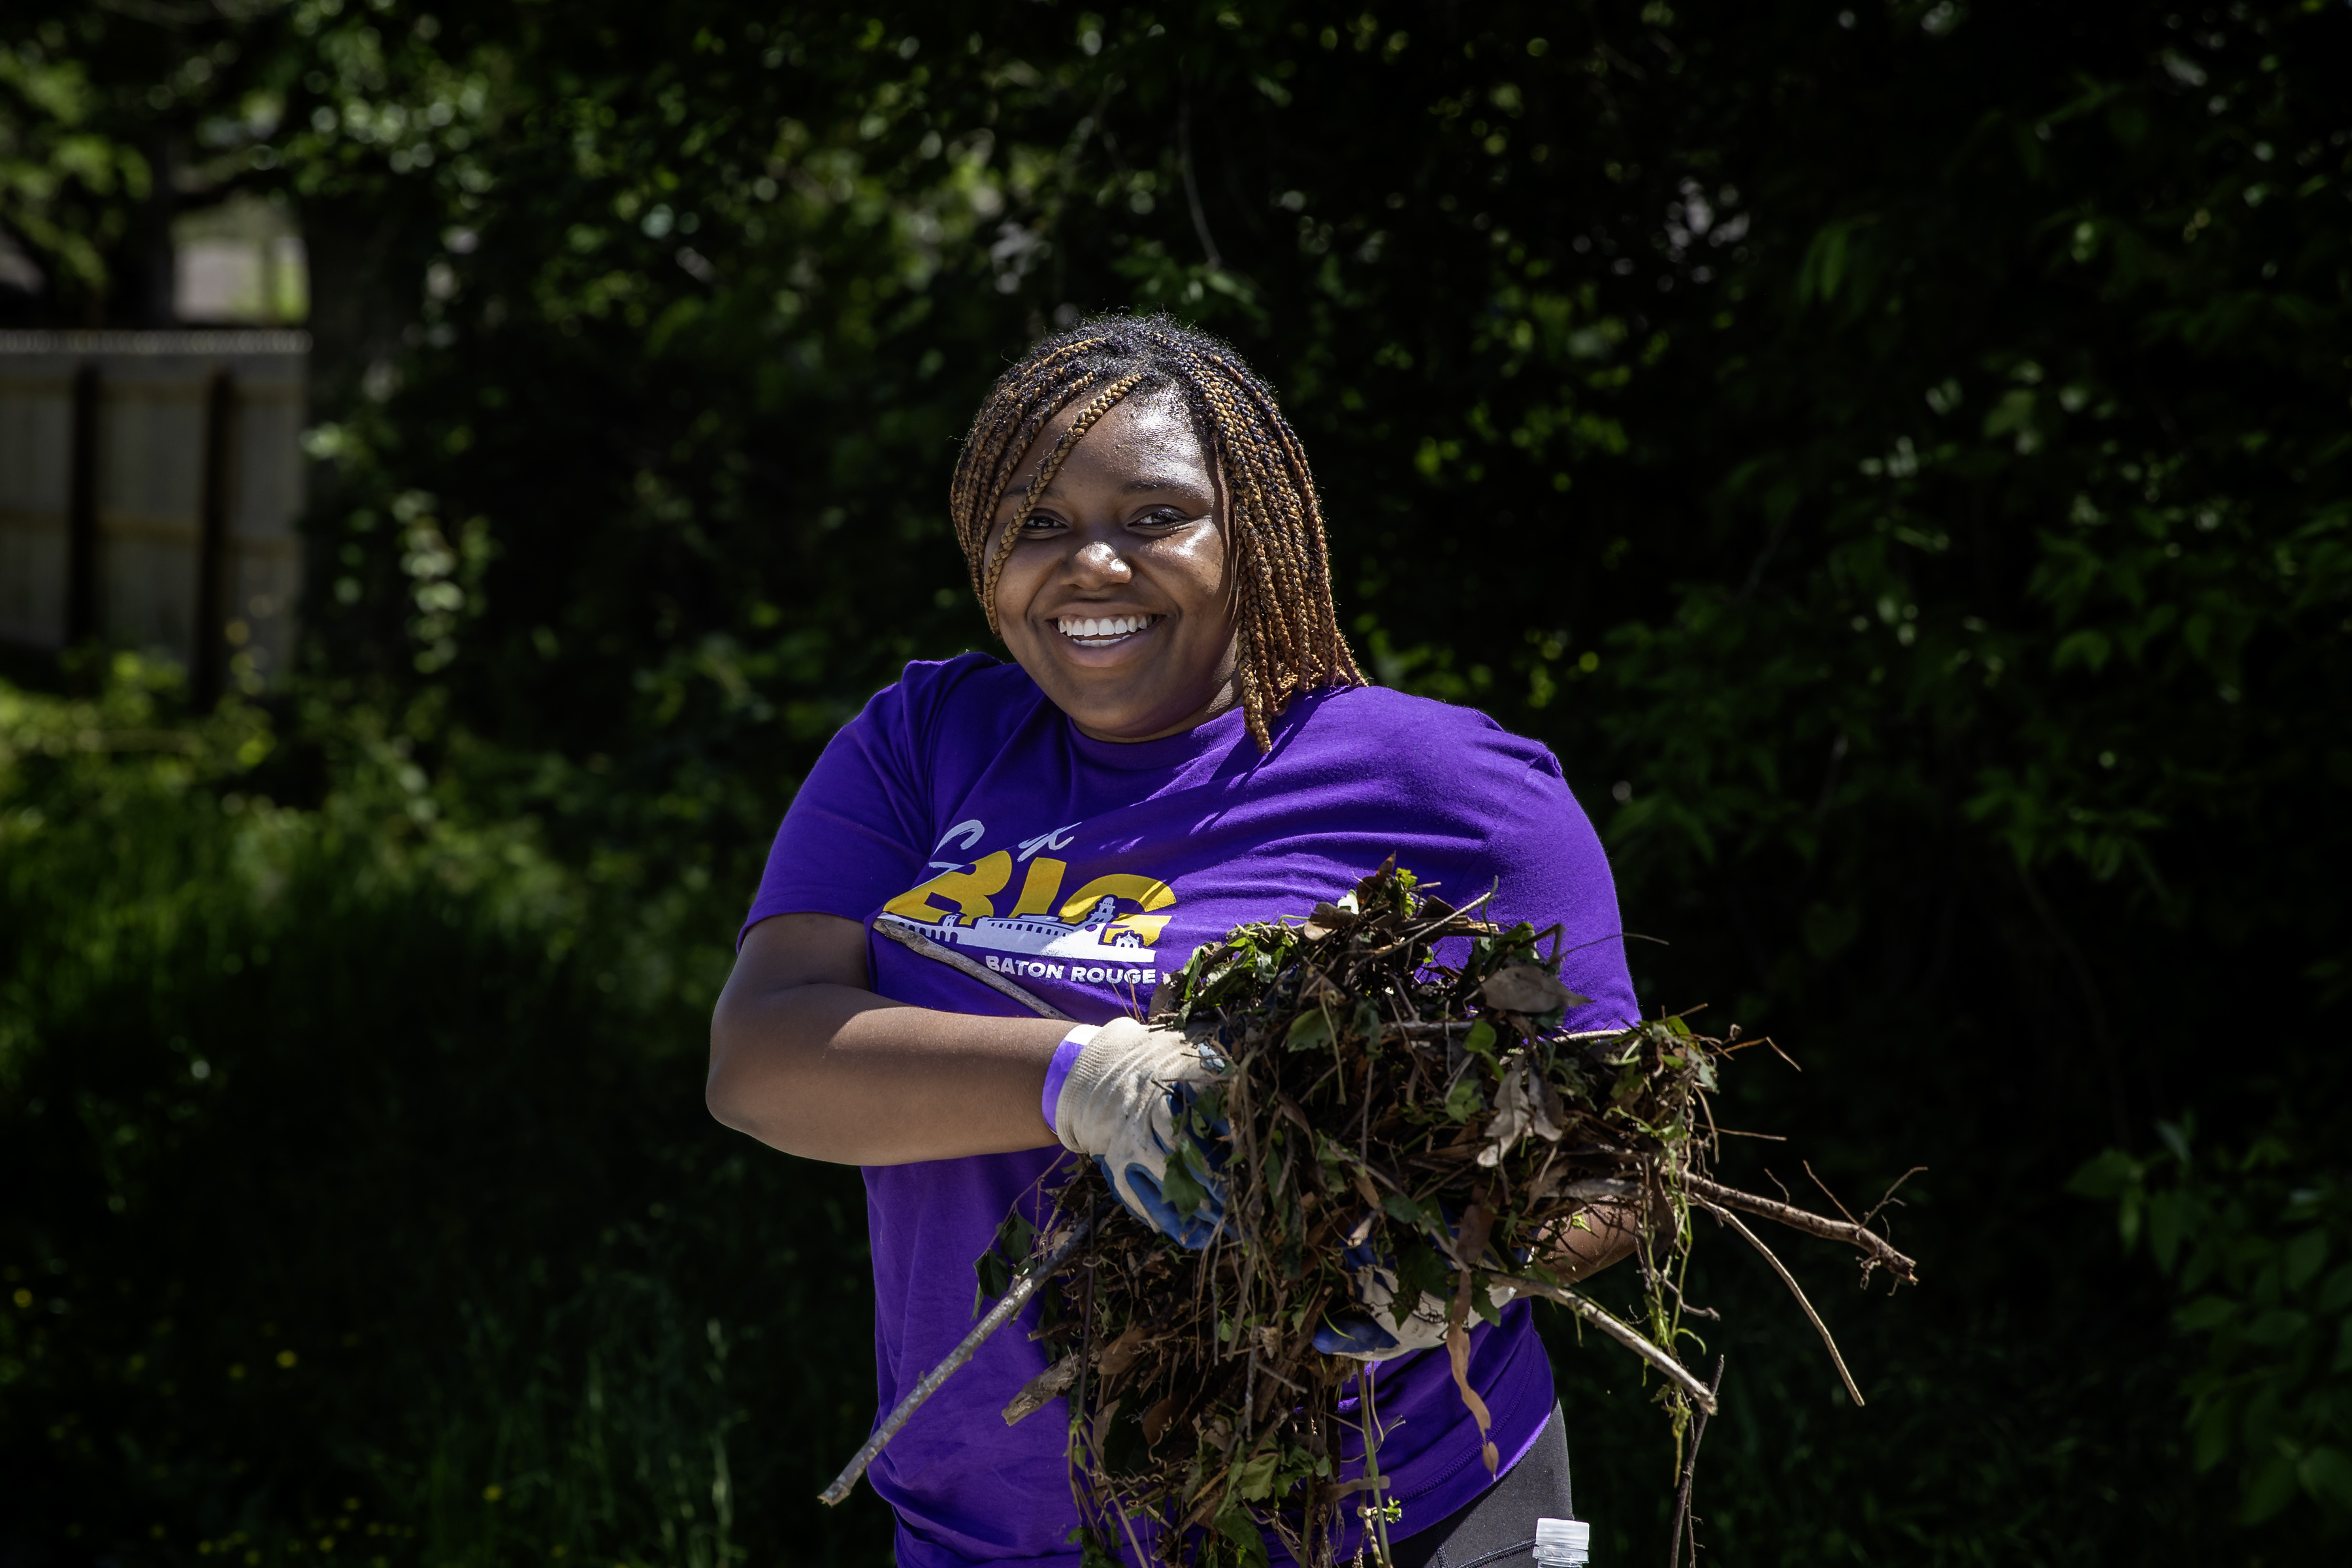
[1108,1157,1225,1249]
[1100,1082,1232,1249]
[1312,1311,1404,1356]
[1314,1235,1407,1352]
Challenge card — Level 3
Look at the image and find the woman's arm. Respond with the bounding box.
[707,913,1072,1165]
[1542,1201,1650,1285]
[709,916,1678,1286]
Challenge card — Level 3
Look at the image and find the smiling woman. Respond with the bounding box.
[706,314,1641,1568]
[984,391,1240,741]
[952,318,1362,747]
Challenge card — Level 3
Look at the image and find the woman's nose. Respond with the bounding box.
[1070,538,1130,582]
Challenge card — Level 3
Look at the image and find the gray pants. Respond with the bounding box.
[1389,1403,1574,1568]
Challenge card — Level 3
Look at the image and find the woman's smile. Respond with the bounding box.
[1052,612,1162,649]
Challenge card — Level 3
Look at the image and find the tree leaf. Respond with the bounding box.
[2283,1228,2328,1292]
[2296,1446,2352,1511]
[1480,964,1576,1013]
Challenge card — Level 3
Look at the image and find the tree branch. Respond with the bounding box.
[1492,1273,1718,1414]
[872,919,1071,1021]
[1691,1198,1864,1407]
[821,1213,1094,1505]
[1682,1173,1916,1286]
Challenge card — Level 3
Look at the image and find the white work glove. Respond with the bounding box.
[1315,1250,1519,1362]
[1051,1018,1226,1247]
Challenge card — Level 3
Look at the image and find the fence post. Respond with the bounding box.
[65,361,101,645]
[193,368,236,704]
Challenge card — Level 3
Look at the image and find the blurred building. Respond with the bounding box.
[172,193,311,327]
[0,193,310,690]
[0,331,308,691]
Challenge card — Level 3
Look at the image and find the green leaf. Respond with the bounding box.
[1160,1144,1209,1225]
[2051,628,2113,674]
[2065,1149,2142,1200]
[1390,1237,1452,1328]
[1801,902,1859,959]
[972,1209,1036,1310]
[1382,1190,1440,1233]
[2242,1452,2300,1524]
[1285,1007,1334,1053]
[1445,1076,1485,1122]
[1213,1509,1271,1568]
[2155,1118,2194,1165]
[2242,1307,2310,1348]
[1233,1444,1281,1502]
[1982,385,2036,438]
[2190,1396,2236,1473]
[1796,217,1854,304]
[2172,1294,2236,1333]
[2298,1446,2352,1511]
[2148,1190,2185,1273]
[2283,1228,2329,1292]
[2320,1263,2352,1315]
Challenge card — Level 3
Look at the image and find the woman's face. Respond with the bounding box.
[983,390,1239,743]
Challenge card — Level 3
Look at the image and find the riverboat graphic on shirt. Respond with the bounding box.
[874,818,1175,989]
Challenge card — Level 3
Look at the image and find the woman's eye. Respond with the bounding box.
[1018,513,1064,533]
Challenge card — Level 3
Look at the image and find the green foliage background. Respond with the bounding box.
[3,1,2349,1563]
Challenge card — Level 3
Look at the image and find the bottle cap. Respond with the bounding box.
[1533,1516,1591,1565]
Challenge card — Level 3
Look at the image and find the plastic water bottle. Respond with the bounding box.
[1533,1517,1591,1567]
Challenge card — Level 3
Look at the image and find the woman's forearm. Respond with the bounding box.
[1541,1200,1650,1285]
[707,982,1071,1163]
[708,913,1077,1164]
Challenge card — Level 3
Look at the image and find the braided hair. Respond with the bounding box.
[949,313,1364,751]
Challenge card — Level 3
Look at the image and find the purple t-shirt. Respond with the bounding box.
[743,655,1637,1567]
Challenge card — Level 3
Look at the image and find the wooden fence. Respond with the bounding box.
[0,331,306,691]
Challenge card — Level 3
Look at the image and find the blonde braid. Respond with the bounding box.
[956,357,1111,597]
[962,365,1102,601]
[950,335,1126,586]
[1191,347,1362,691]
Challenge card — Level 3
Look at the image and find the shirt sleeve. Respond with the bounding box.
[1431,728,1639,1035]
[1493,747,1641,1032]
[737,664,941,944]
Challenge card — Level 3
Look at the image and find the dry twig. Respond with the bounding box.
[1667,1357,1727,1568]
[1693,1198,1865,1407]
[820,1213,1094,1505]
[1491,1274,1718,1412]
[872,919,1072,1021]
[1682,1174,1918,1287]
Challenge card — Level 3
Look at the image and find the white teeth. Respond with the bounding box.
[1058,613,1152,642]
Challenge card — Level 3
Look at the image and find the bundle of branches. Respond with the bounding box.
[826,862,1918,1567]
